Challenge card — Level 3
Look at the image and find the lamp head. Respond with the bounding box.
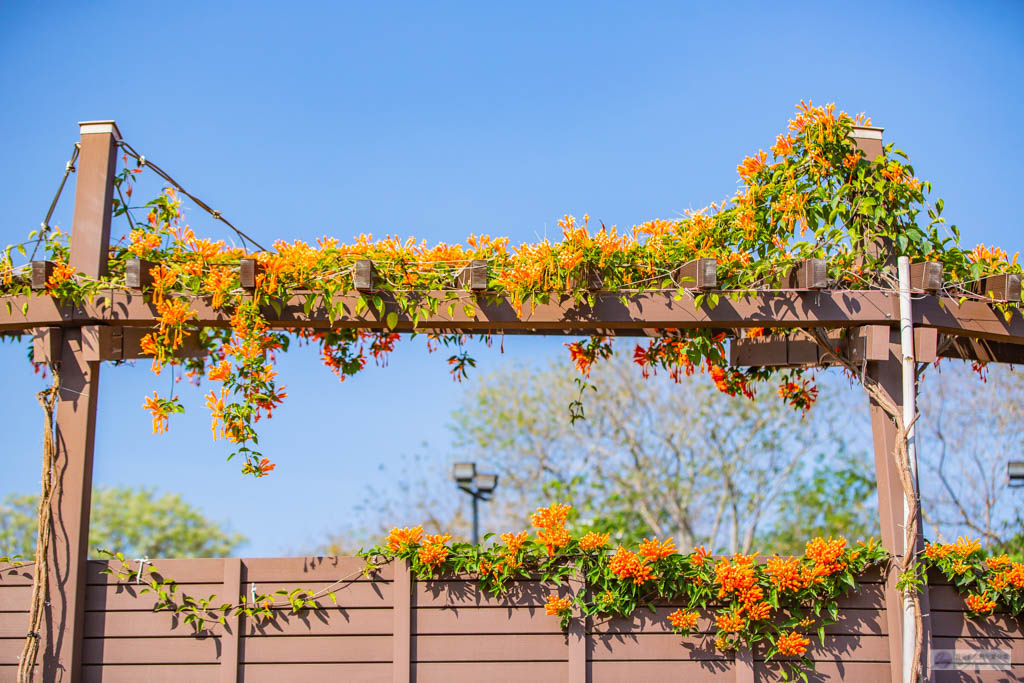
[452,462,476,484]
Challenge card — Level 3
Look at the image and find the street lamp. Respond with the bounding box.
[452,462,499,544]
[1009,461,1024,488]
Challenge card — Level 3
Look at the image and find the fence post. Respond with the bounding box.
[568,577,586,682]
[42,120,119,681]
[221,558,242,683]
[393,560,411,683]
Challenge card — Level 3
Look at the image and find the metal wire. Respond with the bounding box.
[30,143,80,261]
[118,140,268,253]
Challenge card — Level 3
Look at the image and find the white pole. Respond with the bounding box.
[897,255,921,682]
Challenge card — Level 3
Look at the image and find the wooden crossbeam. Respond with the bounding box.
[2,289,1024,347]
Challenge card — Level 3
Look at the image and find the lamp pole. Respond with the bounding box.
[452,462,499,545]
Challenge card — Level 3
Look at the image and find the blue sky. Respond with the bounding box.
[1,1,1022,555]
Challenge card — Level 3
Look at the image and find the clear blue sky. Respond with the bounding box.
[1,1,1022,555]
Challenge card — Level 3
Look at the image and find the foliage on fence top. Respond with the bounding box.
[1,102,1020,476]
[357,504,1024,679]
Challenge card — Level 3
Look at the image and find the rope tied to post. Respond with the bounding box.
[17,365,62,683]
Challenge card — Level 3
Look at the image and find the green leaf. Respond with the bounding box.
[386,311,398,329]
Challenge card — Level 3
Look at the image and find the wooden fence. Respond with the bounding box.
[1,558,1021,682]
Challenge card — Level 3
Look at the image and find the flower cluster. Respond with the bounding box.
[531,503,571,556]
[920,536,1024,617]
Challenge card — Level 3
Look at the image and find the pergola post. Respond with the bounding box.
[42,121,119,680]
[867,351,931,681]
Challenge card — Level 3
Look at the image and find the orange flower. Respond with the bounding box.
[804,536,847,576]
[986,555,1012,572]
[950,536,981,558]
[776,631,810,656]
[244,457,276,477]
[999,562,1024,589]
[578,531,610,551]
[417,533,451,568]
[744,601,772,621]
[715,611,745,633]
[667,608,699,631]
[690,546,710,567]
[531,503,572,555]
[714,554,758,599]
[765,555,806,592]
[609,546,655,585]
[385,526,425,552]
[128,229,162,257]
[45,263,76,295]
[737,150,768,181]
[842,152,861,170]
[500,531,528,555]
[208,361,231,382]
[638,536,677,561]
[770,134,795,158]
[544,594,572,617]
[205,387,230,440]
[964,591,997,614]
[142,392,171,434]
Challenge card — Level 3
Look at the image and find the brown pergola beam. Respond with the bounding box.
[3,288,1022,345]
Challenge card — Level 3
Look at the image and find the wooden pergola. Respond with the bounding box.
[2,121,1023,681]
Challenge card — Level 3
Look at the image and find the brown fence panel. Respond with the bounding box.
[2,557,1022,682]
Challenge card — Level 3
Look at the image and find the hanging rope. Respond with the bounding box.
[29,144,80,262]
[17,366,61,683]
[117,141,269,253]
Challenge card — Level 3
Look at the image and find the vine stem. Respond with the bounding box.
[18,365,61,683]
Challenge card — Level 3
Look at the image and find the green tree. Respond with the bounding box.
[336,352,872,554]
[918,363,1024,546]
[758,450,879,555]
[0,485,246,559]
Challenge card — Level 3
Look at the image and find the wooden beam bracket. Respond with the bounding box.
[32,326,63,363]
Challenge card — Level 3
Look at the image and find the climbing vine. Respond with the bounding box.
[1,101,1020,480]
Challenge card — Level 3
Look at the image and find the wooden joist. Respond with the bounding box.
[455,260,488,290]
[672,258,717,290]
[909,262,942,293]
[354,260,376,291]
[786,258,827,289]
[30,260,53,291]
[125,258,156,291]
[974,273,1021,302]
[240,258,263,290]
